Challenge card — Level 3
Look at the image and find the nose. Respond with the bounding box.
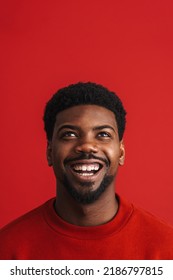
[74,139,99,154]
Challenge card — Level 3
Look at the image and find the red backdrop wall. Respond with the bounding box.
[1,0,173,228]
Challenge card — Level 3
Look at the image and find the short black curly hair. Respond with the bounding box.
[43,82,126,141]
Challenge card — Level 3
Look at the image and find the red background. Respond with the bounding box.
[1,0,173,228]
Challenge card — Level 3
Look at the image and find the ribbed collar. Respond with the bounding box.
[43,194,134,240]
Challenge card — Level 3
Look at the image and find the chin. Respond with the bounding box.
[62,174,114,204]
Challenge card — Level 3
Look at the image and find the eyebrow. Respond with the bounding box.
[57,125,80,133]
[93,125,116,133]
[57,124,116,133]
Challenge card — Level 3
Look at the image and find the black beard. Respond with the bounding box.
[62,174,114,204]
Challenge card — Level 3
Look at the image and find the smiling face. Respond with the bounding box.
[47,105,125,204]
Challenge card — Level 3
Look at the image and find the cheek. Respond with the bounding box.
[52,148,64,166]
[51,148,65,181]
[105,145,121,171]
[51,143,73,167]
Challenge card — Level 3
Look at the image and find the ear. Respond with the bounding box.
[46,141,53,166]
[119,140,125,166]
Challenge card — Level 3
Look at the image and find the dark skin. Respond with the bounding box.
[47,105,125,226]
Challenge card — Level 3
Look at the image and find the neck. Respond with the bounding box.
[55,186,118,226]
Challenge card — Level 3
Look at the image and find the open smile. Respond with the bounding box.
[66,160,106,181]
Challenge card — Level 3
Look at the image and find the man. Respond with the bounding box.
[0,82,173,259]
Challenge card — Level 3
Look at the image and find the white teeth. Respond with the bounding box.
[79,172,94,176]
[87,166,92,171]
[73,163,100,172]
[82,166,87,171]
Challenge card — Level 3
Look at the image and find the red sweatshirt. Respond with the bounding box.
[0,195,173,259]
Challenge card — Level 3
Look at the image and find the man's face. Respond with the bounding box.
[47,105,125,204]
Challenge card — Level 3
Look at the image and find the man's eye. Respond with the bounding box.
[61,131,77,138]
[97,132,111,138]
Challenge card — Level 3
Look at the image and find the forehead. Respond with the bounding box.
[55,105,117,128]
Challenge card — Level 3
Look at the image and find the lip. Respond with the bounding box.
[67,159,105,165]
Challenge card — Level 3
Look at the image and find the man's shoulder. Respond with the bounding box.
[117,194,173,242]
[0,198,55,238]
[131,201,173,238]
[118,194,173,231]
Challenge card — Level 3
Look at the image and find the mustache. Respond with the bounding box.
[64,153,110,167]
